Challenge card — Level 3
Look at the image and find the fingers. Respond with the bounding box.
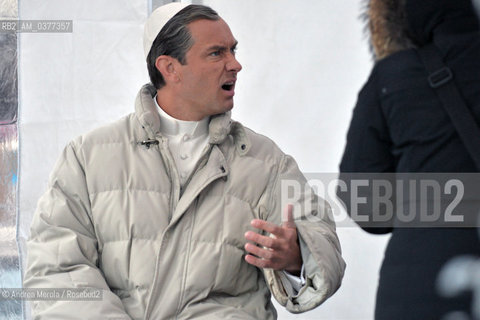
[244,235,275,269]
[250,219,283,236]
[244,243,281,269]
[282,204,295,229]
[250,204,296,237]
[244,231,277,249]
[243,204,299,271]
[245,243,274,260]
[245,254,270,269]
[244,231,301,271]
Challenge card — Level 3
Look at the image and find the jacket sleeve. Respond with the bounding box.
[261,154,346,313]
[338,71,395,234]
[23,141,132,320]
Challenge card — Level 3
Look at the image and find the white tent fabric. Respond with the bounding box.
[17,0,389,319]
[18,1,149,319]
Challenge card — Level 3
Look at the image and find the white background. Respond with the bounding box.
[18,0,390,319]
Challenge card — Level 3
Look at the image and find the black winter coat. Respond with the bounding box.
[340,0,480,319]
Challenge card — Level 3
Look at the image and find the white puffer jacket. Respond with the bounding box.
[24,84,345,320]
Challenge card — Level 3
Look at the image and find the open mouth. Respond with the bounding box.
[221,82,234,91]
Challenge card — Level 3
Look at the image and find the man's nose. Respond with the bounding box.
[226,54,242,73]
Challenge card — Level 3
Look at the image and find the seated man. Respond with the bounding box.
[24,4,345,319]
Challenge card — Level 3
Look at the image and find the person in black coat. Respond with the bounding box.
[339,0,480,319]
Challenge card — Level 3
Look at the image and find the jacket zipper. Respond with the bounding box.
[144,143,224,319]
[182,144,213,190]
[173,197,199,318]
[160,136,181,221]
[144,136,180,320]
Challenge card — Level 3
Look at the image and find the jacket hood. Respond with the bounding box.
[405,0,479,46]
[364,0,479,60]
[363,0,415,60]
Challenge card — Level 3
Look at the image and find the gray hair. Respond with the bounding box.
[147,5,220,89]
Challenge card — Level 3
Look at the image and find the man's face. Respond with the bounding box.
[176,18,242,119]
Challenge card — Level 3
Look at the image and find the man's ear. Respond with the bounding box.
[155,55,180,83]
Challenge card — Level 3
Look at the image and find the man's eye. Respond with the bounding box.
[210,51,220,57]
[231,47,237,55]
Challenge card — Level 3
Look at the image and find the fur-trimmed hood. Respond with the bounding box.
[364,0,480,61]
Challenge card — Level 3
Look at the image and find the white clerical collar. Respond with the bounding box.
[154,95,209,137]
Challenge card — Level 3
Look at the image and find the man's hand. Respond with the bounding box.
[244,204,302,274]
